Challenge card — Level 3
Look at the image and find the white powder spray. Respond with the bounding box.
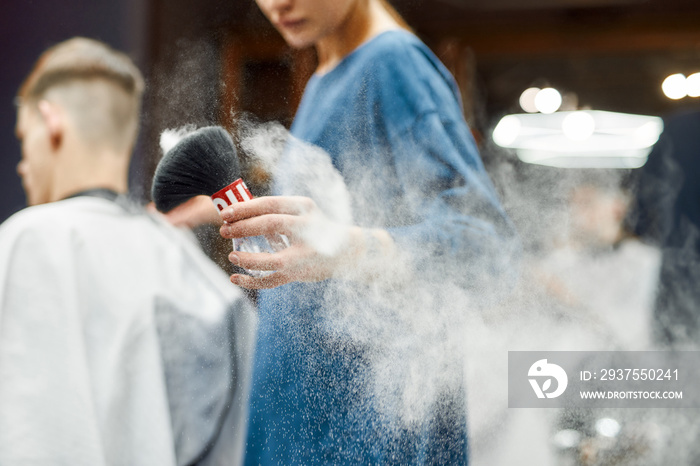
[234,117,699,465]
[238,119,353,257]
[165,115,695,463]
[159,125,197,155]
[235,118,514,432]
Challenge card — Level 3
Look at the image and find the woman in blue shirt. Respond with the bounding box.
[219,0,518,463]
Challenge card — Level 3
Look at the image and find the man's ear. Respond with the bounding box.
[37,100,64,151]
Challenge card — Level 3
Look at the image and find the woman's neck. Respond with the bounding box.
[315,0,401,75]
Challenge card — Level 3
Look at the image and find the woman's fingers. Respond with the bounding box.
[229,247,300,271]
[220,196,316,223]
[230,272,293,290]
[217,195,342,289]
[220,213,301,239]
[227,245,332,288]
[162,195,222,228]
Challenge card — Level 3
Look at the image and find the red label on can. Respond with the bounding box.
[211,178,253,211]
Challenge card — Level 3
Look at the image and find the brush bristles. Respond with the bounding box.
[151,126,241,212]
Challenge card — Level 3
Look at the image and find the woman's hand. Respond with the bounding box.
[219,196,364,289]
[149,195,223,229]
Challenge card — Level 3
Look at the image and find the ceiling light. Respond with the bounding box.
[534,87,562,114]
[562,111,596,141]
[519,87,540,113]
[595,418,621,438]
[492,110,663,169]
[686,72,700,98]
[662,73,687,100]
[492,114,522,147]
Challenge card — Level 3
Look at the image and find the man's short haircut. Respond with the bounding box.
[17,37,145,152]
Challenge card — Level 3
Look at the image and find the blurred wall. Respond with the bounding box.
[5,0,700,223]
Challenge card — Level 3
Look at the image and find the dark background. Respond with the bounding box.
[2,0,700,223]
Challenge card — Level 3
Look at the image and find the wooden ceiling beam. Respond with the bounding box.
[412,12,700,57]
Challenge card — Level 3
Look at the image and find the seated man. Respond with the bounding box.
[0,38,255,466]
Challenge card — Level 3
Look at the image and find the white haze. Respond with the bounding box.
[238,120,353,257]
[159,125,197,155]
[238,119,497,428]
[225,117,696,464]
[146,38,694,464]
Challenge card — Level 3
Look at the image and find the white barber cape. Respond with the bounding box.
[0,195,256,466]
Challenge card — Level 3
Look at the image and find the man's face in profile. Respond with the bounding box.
[15,103,54,206]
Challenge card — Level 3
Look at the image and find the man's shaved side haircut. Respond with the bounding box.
[18,38,145,152]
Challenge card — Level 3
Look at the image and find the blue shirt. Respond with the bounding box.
[245,30,518,465]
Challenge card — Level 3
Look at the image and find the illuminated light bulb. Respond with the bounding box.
[492,115,521,147]
[595,418,621,438]
[686,72,700,98]
[634,120,664,147]
[662,73,687,100]
[562,111,596,141]
[519,87,540,113]
[552,429,582,449]
[534,88,562,114]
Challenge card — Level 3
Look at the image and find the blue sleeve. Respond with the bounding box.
[385,110,521,296]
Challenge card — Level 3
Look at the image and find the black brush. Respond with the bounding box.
[151,126,241,212]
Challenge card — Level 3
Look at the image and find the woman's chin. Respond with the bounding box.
[280,31,316,50]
